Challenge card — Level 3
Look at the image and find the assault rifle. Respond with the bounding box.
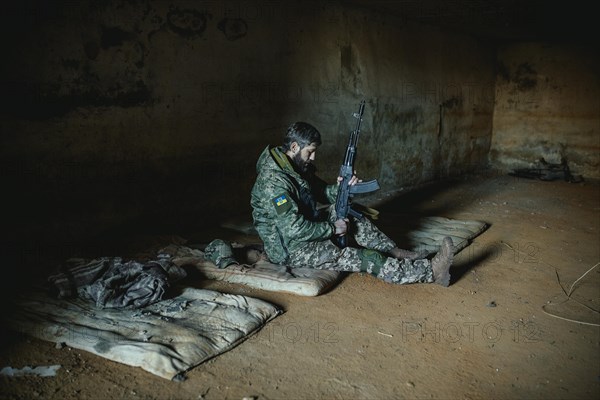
[335,100,380,248]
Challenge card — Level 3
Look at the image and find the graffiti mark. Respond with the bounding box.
[217,18,248,41]
[167,8,207,39]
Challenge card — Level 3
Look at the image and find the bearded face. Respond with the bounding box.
[292,151,311,173]
[291,143,318,173]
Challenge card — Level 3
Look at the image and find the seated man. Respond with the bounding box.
[250,122,453,286]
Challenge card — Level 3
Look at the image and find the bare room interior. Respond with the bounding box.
[1,0,598,399]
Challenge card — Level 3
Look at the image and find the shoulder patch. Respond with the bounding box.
[272,194,292,214]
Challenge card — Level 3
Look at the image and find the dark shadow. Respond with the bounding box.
[317,271,351,296]
[450,245,497,285]
[361,177,484,249]
[0,327,32,356]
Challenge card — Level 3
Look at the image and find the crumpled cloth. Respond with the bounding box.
[47,256,187,309]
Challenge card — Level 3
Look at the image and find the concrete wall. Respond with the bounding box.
[3,0,495,247]
[491,43,600,179]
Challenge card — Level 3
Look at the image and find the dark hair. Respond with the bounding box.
[282,122,322,151]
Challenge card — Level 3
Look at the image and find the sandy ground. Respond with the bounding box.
[1,173,599,400]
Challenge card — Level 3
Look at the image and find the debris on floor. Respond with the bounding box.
[0,365,61,377]
[509,157,584,183]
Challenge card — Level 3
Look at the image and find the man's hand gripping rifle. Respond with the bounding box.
[335,100,380,248]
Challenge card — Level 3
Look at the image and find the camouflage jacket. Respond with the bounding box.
[251,146,338,264]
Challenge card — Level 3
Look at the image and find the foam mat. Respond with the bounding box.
[405,216,488,254]
[163,216,487,296]
[4,287,280,380]
[162,244,341,297]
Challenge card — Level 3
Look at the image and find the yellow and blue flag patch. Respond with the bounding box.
[272,194,292,214]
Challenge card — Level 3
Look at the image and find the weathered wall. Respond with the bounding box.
[2,0,495,248]
[278,4,495,186]
[490,43,600,179]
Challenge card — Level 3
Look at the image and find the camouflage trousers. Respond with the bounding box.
[287,209,434,285]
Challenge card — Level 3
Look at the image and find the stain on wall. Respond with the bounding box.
[513,62,538,91]
[340,43,362,94]
[101,26,136,48]
[167,7,207,39]
[217,18,248,40]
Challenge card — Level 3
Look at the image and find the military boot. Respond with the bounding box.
[431,236,454,286]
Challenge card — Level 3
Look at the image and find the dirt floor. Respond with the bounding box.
[1,172,599,399]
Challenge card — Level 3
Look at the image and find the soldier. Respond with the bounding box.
[249,121,454,286]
